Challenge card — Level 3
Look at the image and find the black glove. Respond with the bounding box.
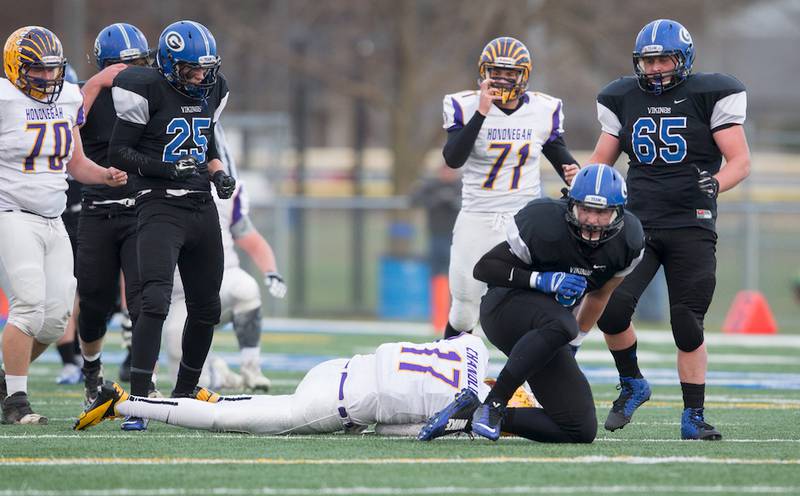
[169,156,198,180]
[695,166,719,199]
[212,170,236,199]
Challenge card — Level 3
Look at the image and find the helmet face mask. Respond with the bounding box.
[4,26,67,104]
[157,21,221,100]
[565,164,628,248]
[478,37,531,104]
[632,19,694,94]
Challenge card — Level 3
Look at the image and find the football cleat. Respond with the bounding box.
[172,386,221,403]
[240,359,271,392]
[418,388,481,441]
[121,416,148,431]
[0,367,7,402]
[74,381,129,430]
[56,363,84,385]
[604,376,651,431]
[2,392,48,425]
[471,401,506,441]
[209,357,244,390]
[82,362,104,406]
[681,407,722,441]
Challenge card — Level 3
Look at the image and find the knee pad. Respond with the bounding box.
[233,307,262,349]
[7,303,45,339]
[186,297,221,327]
[78,297,114,343]
[140,282,173,318]
[670,304,705,352]
[597,291,637,335]
[227,272,261,315]
[38,294,74,345]
[448,298,480,332]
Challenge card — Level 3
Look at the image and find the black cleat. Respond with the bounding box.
[2,392,47,425]
[681,407,722,441]
[604,376,651,431]
[0,368,7,403]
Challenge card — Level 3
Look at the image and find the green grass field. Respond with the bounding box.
[1,326,799,496]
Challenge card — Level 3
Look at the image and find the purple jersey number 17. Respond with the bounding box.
[398,346,461,388]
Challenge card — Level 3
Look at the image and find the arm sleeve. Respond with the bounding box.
[597,101,622,137]
[710,91,746,132]
[472,242,534,289]
[107,119,172,179]
[541,135,577,183]
[442,110,485,169]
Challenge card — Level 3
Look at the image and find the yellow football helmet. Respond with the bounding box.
[4,26,67,104]
[478,37,532,104]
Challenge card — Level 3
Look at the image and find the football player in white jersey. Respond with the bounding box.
[163,123,286,392]
[75,333,489,435]
[441,37,579,338]
[0,27,127,424]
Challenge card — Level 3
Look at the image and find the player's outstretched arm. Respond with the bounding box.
[576,276,624,334]
[81,63,127,116]
[67,127,127,187]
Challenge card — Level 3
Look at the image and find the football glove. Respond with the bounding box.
[532,272,587,303]
[170,156,199,180]
[212,171,236,199]
[695,166,719,199]
[264,271,287,299]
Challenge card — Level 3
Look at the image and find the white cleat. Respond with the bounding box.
[240,359,271,392]
[210,357,244,390]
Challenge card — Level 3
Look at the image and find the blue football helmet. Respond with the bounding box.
[94,23,151,69]
[156,20,221,100]
[566,164,627,246]
[64,63,78,84]
[633,19,694,94]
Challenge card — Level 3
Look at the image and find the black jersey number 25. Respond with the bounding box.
[162,117,212,163]
[631,116,687,164]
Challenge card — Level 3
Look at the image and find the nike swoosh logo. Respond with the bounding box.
[476,423,498,435]
[674,98,687,104]
[508,268,514,282]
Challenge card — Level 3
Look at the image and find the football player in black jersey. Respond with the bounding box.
[572,19,751,440]
[70,23,151,405]
[108,20,235,430]
[419,164,644,443]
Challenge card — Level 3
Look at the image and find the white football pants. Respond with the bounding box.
[447,210,513,332]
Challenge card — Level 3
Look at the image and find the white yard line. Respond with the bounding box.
[1,455,798,466]
[0,486,798,496]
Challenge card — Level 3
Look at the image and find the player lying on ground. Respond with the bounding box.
[75,333,506,435]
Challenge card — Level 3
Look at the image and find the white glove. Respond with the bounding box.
[264,271,287,299]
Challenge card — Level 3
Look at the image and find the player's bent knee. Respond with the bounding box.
[8,304,45,338]
[448,299,480,332]
[38,306,72,345]
[186,299,221,326]
[140,284,173,316]
[670,304,705,352]
[233,307,261,349]
[597,292,636,335]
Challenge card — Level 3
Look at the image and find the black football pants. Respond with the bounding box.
[480,288,597,443]
[130,194,223,396]
[597,227,717,352]
[76,205,140,344]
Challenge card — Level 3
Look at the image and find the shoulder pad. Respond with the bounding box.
[59,81,84,104]
[622,211,645,251]
[516,198,569,243]
[598,76,639,99]
[686,73,746,94]
[113,66,162,91]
